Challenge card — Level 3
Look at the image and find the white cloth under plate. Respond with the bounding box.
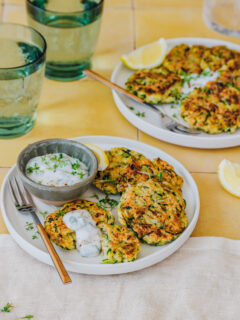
[1,234,240,320]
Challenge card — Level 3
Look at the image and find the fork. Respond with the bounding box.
[84,68,200,135]
[9,178,72,284]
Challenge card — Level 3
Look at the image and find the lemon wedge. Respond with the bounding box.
[218,159,240,198]
[82,143,109,171]
[121,38,168,70]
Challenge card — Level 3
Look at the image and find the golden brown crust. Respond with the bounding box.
[101,223,141,263]
[94,148,183,194]
[118,180,188,245]
[126,66,183,104]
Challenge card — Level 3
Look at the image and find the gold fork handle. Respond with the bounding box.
[37,224,72,284]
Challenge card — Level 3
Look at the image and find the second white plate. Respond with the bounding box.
[111,37,240,149]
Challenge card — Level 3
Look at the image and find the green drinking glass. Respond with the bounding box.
[0,23,46,138]
[26,0,104,81]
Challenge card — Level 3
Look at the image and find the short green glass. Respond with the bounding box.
[0,23,46,139]
[26,0,104,81]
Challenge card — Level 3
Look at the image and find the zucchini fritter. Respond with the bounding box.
[126,66,183,104]
[151,157,184,191]
[45,212,76,250]
[101,223,141,263]
[44,200,140,263]
[200,46,240,71]
[94,147,152,194]
[163,44,205,74]
[94,147,183,194]
[118,180,188,245]
[44,200,115,250]
[180,81,240,134]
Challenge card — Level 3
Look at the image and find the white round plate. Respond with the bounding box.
[111,37,240,149]
[1,136,199,275]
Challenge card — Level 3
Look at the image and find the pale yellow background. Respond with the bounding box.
[0,0,240,239]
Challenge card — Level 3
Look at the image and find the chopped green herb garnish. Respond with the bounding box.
[97,196,119,210]
[50,155,57,161]
[27,167,33,174]
[32,234,38,240]
[72,162,80,170]
[39,211,48,218]
[57,211,65,216]
[157,172,163,181]
[20,315,34,319]
[171,88,181,99]
[172,113,177,118]
[25,222,34,231]
[59,153,63,159]
[136,112,145,117]
[26,162,39,174]
[201,69,211,76]
[1,303,14,313]
[78,172,84,179]
[128,106,134,110]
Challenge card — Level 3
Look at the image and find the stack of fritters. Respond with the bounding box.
[126,43,240,134]
[44,200,140,263]
[94,147,188,246]
[180,59,240,133]
[94,147,183,194]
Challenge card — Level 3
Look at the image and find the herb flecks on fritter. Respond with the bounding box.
[163,44,205,74]
[118,180,188,245]
[126,66,183,104]
[94,147,183,195]
[200,46,240,71]
[101,223,141,263]
[180,81,240,134]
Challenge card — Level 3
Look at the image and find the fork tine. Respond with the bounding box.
[14,178,26,205]
[9,180,19,205]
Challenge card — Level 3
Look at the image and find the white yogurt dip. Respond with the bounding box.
[181,70,219,96]
[25,153,88,187]
[63,209,101,257]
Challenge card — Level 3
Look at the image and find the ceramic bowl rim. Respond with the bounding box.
[16,138,98,192]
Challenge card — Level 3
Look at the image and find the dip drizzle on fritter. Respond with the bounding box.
[44,200,141,263]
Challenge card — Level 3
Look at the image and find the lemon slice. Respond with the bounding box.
[121,38,168,70]
[218,159,240,198]
[82,143,109,171]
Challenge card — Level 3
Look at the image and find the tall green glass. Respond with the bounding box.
[26,0,104,81]
[0,23,46,138]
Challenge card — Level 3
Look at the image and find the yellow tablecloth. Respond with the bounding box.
[0,0,240,239]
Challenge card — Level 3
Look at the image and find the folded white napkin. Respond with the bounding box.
[1,234,240,320]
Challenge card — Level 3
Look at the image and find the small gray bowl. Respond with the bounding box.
[17,139,98,205]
